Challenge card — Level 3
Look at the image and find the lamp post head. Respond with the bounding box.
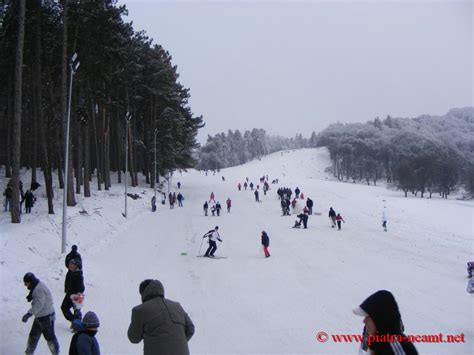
[125,112,132,122]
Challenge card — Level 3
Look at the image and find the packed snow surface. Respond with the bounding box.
[1,148,473,354]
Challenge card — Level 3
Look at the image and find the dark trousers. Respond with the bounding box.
[25,313,59,354]
[26,207,32,213]
[382,221,387,231]
[61,294,82,322]
[204,240,217,256]
[337,220,342,230]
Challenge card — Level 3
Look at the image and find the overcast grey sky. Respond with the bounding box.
[121,0,472,143]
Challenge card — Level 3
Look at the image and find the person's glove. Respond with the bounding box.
[22,313,32,323]
[218,238,223,242]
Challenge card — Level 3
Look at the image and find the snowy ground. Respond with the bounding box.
[1,148,473,355]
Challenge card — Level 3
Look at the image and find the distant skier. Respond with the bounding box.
[211,204,216,216]
[3,185,12,211]
[209,192,216,203]
[203,201,209,216]
[169,192,174,209]
[215,202,222,216]
[177,181,181,189]
[222,176,225,181]
[238,183,241,191]
[226,198,232,213]
[177,192,184,207]
[300,193,304,200]
[336,213,345,230]
[254,190,260,202]
[328,207,337,228]
[244,182,248,190]
[203,226,223,257]
[382,206,388,232]
[261,231,270,258]
[250,182,254,190]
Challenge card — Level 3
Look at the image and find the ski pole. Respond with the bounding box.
[198,237,205,256]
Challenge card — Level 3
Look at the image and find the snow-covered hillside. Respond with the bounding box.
[1,148,472,354]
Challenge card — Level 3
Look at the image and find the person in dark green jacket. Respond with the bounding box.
[127,279,195,355]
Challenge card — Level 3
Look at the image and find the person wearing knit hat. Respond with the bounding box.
[353,290,418,354]
[65,244,83,270]
[22,272,60,355]
[61,258,85,324]
[69,311,101,354]
[128,279,195,355]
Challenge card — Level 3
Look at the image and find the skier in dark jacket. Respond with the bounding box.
[128,279,195,355]
[203,201,209,216]
[69,311,101,355]
[353,290,418,355]
[261,231,270,258]
[254,190,260,202]
[65,245,83,270]
[328,207,337,228]
[61,259,85,323]
[22,272,60,355]
[295,187,300,197]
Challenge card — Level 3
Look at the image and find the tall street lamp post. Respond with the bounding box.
[62,53,80,253]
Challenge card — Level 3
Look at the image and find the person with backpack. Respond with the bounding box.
[336,213,345,230]
[261,231,270,258]
[128,279,194,355]
[61,259,85,324]
[249,182,254,190]
[65,245,83,270]
[203,201,209,216]
[328,207,337,228]
[244,182,248,190]
[22,272,60,355]
[69,311,101,355]
[203,226,223,258]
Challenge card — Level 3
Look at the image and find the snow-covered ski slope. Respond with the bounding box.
[1,147,473,354]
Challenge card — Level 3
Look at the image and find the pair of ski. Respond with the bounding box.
[197,255,227,259]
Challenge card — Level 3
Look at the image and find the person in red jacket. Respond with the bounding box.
[209,192,216,203]
[336,213,345,230]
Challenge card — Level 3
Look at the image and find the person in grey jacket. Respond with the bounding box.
[128,279,195,355]
[22,272,60,355]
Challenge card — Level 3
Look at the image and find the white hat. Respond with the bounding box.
[352,306,369,317]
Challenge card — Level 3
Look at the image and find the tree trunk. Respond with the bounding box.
[5,78,12,177]
[83,119,91,197]
[34,4,54,214]
[10,0,26,223]
[103,106,111,189]
[75,112,82,194]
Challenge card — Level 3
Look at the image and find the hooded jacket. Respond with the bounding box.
[359,290,418,355]
[127,280,195,355]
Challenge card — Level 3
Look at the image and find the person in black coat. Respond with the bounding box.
[261,231,270,258]
[65,245,83,270]
[353,290,418,354]
[24,190,36,213]
[61,259,85,323]
[306,198,314,215]
[297,213,309,229]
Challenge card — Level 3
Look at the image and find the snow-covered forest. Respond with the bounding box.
[316,107,474,198]
[198,108,474,199]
